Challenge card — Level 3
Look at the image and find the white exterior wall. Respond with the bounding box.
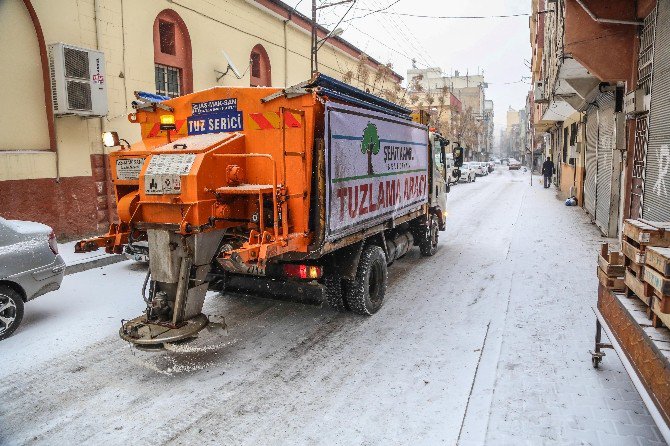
[0,0,400,182]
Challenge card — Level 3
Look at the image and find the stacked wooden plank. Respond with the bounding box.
[597,242,625,292]
[622,219,670,328]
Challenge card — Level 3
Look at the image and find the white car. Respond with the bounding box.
[458,162,477,183]
[473,162,488,176]
[0,218,66,340]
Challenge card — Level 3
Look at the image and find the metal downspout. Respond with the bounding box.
[574,0,642,26]
[284,19,289,86]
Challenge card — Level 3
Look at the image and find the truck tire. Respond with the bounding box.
[0,286,24,341]
[420,214,439,257]
[345,245,387,315]
[324,274,348,312]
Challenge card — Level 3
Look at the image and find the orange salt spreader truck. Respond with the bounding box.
[78,74,463,346]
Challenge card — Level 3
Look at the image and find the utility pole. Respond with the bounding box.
[311,0,354,77]
[311,0,317,76]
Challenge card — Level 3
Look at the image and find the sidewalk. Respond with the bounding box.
[480,174,664,445]
[58,240,126,275]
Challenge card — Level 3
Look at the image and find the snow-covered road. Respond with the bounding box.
[0,169,663,445]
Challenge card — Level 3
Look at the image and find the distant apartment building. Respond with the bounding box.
[501,107,524,162]
[407,68,494,160]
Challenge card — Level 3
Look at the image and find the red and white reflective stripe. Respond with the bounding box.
[249,111,302,130]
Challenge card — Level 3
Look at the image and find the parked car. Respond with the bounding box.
[458,162,477,183]
[508,159,521,170]
[473,162,488,176]
[0,218,66,340]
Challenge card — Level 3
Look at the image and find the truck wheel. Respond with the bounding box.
[0,286,24,341]
[420,215,439,257]
[324,274,348,312]
[345,245,387,315]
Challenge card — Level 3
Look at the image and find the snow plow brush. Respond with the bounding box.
[120,313,209,346]
[118,230,225,347]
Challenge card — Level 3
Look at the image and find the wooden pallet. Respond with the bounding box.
[597,243,625,291]
[625,257,645,277]
[624,270,664,327]
[598,266,625,291]
[643,247,670,316]
[622,239,646,264]
[626,266,670,315]
[623,219,670,247]
[645,266,670,296]
[598,243,625,276]
[647,246,670,277]
[626,268,653,300]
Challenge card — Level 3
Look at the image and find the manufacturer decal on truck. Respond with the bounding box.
[144,154,196,195]
[187,98,243,135]
[115,157,145,180]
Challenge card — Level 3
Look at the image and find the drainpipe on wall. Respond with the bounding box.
[284,9,294,87]
[574,0,642,26]
[21,0,61,182]
[94,0,112,225]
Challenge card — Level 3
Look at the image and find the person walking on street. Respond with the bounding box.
[542,156,555,189]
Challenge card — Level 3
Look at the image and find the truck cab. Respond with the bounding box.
[428,131,460,230]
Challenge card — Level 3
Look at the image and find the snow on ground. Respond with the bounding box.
[0,260,146,371]
[0,169,663,445]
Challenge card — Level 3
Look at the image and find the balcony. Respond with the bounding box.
[564,0,642,85]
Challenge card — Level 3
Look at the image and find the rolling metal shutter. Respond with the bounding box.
[584,105,598,218]
[643,0,670,221]
[595,93,615,234]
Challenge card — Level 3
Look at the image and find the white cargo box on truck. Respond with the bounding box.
[324,103,430,241]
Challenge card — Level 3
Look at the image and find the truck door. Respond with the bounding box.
[431,135,448,213]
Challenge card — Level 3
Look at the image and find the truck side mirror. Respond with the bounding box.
[440,147,447,181]
[453,146,464,167]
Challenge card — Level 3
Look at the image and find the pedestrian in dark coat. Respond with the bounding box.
[542,157,555,188]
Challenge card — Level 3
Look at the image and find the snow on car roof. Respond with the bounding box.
[0,217,51,234]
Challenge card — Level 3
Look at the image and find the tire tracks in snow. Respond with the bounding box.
[1,171,533,445]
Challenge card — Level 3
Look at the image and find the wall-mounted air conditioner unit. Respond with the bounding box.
[624,88,652,115]
[534,80,548,104]
[48,43,108,117]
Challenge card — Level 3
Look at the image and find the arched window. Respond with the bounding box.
[153,9,192,97]
[250,44,271,87]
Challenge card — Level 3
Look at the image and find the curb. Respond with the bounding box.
[64,254,126,276]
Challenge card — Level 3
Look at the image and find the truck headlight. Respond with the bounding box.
[102,131,120,147]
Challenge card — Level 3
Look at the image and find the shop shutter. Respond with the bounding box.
[595,93,615,234]
[643,0,670,222]
[584,105,598,218]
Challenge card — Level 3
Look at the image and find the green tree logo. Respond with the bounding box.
[361,122,380,175]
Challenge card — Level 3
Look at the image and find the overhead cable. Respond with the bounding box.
[349,9,530,19]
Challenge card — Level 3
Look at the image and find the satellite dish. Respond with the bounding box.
[222,50,242,79]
